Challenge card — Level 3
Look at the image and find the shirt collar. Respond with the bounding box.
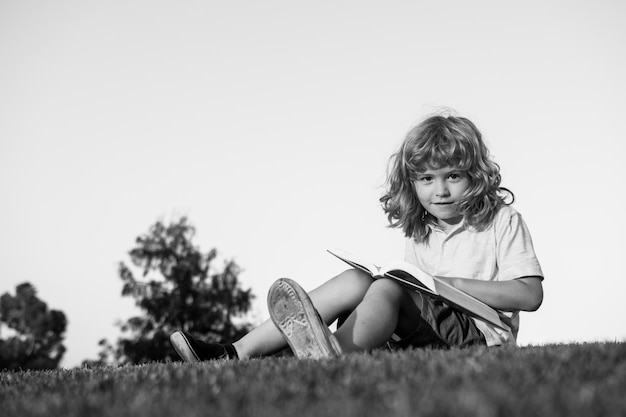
[428,218,467,237]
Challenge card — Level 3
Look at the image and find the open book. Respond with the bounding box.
[327,248,510,332]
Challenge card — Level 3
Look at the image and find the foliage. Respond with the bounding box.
[0,283,67,370]
[93,217,254,365]
[2,343,625,417]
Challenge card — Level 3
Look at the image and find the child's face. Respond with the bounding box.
[413,165,470,230]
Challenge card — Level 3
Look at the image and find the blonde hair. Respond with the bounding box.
[380,115,513,240]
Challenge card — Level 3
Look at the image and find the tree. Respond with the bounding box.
[0,282,67,370]
[95,217,254,365]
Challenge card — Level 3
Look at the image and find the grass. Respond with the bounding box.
[1,342,625,417]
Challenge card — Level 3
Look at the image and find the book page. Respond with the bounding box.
[327,248,381,277]
[379,260,436,293]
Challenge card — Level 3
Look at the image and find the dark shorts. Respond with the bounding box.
[388,295,487,350]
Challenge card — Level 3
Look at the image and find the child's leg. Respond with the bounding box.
[333,278,422,352]
[233,269,374,359]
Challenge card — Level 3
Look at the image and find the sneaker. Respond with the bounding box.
[169,331,238,362]
[267,278,343,359]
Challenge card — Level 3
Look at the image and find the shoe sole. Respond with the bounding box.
[170,331,200,363]
[267,278,342,359]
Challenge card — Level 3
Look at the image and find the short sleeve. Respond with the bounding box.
[495,208,544,281]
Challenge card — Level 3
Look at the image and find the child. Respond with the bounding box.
[170,113,544,362]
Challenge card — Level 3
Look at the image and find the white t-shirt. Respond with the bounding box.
[404,205,544,346]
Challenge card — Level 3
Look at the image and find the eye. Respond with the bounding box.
[417,176,433,183]
[448,172,465,182]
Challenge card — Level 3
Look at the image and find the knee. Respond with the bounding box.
[336,268,374,288]
[364,279,405,302]
[331,269,374,301]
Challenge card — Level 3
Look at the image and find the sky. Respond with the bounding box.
[1,0,625,368]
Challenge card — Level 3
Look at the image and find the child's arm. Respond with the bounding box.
[439,276,543,312]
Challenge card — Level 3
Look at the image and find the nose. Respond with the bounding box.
[435,180,450,197]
